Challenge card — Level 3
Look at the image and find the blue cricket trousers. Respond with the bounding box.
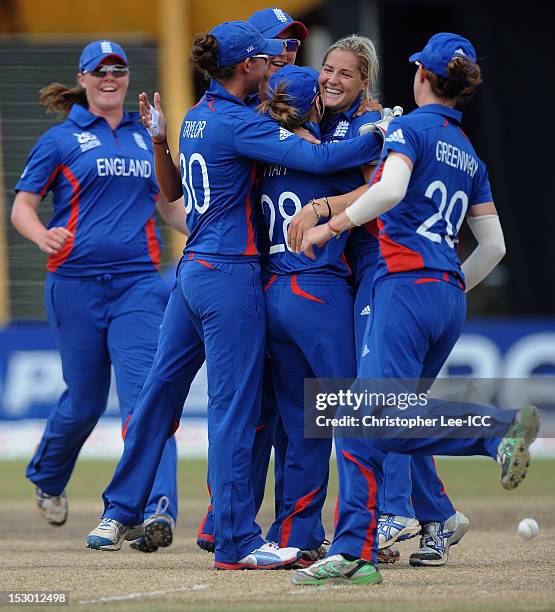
[101,256,267,565]
[197,355,287,544]
[265,273,357,550]
[353,254,456,523]
[26,272,178,521]
[329,274,515,562]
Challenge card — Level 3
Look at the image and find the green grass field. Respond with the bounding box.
[1,458,554,611]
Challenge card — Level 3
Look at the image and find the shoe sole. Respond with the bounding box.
[130,537,158,553]
[214,555,299,570]
[85,537,123,551]
[379,523,421,549]
[35,492,68,527]
[409,516,470,567]
[291,571,383,586]
[197,538,215,554]
[378,547,401,564]
[501,407,540,491]
[143,520,173,549]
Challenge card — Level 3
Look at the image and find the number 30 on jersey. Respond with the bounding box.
[180,152,210,214]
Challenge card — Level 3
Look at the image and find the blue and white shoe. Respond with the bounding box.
[409,511,469,567]
[378,514,421,548]
[214,542,300,570]
[86,518,144,551]
[34,487,68,526]
[130,496,175,553]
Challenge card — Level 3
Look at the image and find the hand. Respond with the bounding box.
[293,126,321,144]
[38,227,73,255]
[359,105,403,139]
[354,98,383,117]
[139,91,167,143]
[288,202,321,253]
[301,224,333,260]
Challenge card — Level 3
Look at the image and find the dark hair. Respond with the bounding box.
[39,82,88,117]
[423,56,482,106]
[190,33,236,81]
[257,83,307,131]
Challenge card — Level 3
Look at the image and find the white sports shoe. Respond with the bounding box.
[214,541,300,570]
[409,511,470,567]
[34,487,68,526]
[86,518,144,551]
[377,514,421,548]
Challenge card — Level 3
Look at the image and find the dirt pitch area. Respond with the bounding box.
[1,458,554,612]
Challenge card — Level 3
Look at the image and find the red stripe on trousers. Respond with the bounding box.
[342,450,378,561]
[280,486,321,547]
[290,275,325,303]
[121,414,131,440]
[243,163,258,256]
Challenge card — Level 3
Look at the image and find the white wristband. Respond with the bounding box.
[146,104,161,138]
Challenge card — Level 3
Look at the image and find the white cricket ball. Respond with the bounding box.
[517,518,539,539]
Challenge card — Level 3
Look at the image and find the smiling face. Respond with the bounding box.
[319,49,367,113]
[265,29,299,77]
[77,56,129,116]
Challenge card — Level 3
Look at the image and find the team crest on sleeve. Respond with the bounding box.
[73,131,101,152]
[279,127,294,141]
[133,132,148,151]
[333,121,350,138]
[385,129,405,144]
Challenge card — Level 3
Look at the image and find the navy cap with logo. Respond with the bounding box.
[268,65,319,117]
[409,32,476,78]
[79,40,128,72]
[249,7,309,40]
[210,21,284,68]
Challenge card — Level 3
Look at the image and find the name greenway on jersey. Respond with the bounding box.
[96,158,152,178]
[436,140,478,177]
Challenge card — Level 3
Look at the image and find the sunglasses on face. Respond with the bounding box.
[83,65,129,78]
[250,54,269,65]
[283,39,301,52]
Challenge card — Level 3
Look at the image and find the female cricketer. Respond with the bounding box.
[293,32,539,585]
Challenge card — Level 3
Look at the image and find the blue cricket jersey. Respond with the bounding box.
[15,104,162,276]
[320,97,383,262]
[373,104,493,286]
[179,80,378,260]
[258,122,355,278]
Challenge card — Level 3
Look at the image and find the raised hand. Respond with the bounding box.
[139,91,167,144]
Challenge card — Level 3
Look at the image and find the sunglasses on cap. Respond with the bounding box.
[82,64,129,78]
[283,39,301,52]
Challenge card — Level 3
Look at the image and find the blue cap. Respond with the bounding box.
[79,40,128,72]
[409,33,476,78]
[249,8,309,40]
[268,65,319,117]
[210,21,284,68]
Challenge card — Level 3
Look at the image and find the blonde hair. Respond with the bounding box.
[323,34,380,103]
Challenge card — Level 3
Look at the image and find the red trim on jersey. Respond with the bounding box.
[371,160,386,186]
[458,127,469,141]
[121,414,131,440]
[195,259,216,270]
[242,163,258,256]
[340,253,352,276]
[208,98,216,113]
[145,216,161,271]
[442,118,448,127]
[377,218,425,274]
[362,219,379,237]
[255,423,266,432]
[280,486,321,547]
[47,165,80,272]
[188,253,194,260]
[415,277,441,284]
[290,275,326,303]
[264,274,277,292]
[342,450,378,561]
[40,164,61,197]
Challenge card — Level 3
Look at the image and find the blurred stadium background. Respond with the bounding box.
[0,0,553,460]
